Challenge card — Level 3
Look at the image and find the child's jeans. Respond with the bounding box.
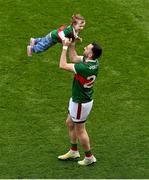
[32,33,56,53]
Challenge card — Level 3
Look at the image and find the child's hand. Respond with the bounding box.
[75,37,82,42]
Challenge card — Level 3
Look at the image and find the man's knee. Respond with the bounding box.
[75,123,86,135]
[66,116,74,129]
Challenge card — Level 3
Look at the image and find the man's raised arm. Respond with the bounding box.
[59,38,75,72]
[69,42,83,63]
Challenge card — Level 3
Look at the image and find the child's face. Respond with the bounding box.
[73,20,85,32]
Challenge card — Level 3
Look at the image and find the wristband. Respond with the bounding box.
[63,46,68,50]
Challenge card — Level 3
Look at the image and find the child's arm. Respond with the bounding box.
[74,36,82,42]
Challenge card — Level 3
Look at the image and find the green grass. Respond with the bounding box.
[0,0,149,178]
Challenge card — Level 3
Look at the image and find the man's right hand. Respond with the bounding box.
[62,38,72,47]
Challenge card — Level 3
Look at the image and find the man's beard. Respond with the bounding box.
[83,53,87,58]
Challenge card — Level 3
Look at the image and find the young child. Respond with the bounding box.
[27,14,85,56]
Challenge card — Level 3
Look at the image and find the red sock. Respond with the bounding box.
[70,143,78,151]
[85,150,92,157]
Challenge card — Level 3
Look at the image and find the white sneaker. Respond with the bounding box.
[30,38,36,46]
[78,155,96,166]
[27,45,33,57]
[58,150,80,160]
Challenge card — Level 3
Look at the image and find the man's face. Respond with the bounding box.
[83,44,93,58]
[73,20,85,32]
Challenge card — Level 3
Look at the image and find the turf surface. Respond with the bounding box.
[0,0,148,178]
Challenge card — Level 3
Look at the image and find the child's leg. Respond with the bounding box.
[34,38,42,44]
[32,35,55,53]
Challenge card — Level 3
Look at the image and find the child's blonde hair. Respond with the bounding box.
[71,14,85,25]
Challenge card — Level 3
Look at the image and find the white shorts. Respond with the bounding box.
[68,98,93,123]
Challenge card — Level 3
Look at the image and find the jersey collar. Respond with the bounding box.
[85,59,96,63]
[83,56,97,63]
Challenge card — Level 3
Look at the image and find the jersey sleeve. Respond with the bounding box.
[58,31,65,41]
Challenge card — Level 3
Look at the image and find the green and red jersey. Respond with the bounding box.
[72,57,99,103]
[51,25,77,43]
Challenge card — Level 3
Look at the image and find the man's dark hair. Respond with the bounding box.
[91,42,102,60]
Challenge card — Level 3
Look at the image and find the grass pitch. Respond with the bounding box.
[0,0,148,178]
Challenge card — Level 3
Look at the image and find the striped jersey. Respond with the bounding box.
[72,57,99,103]
[51,25,78,43]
